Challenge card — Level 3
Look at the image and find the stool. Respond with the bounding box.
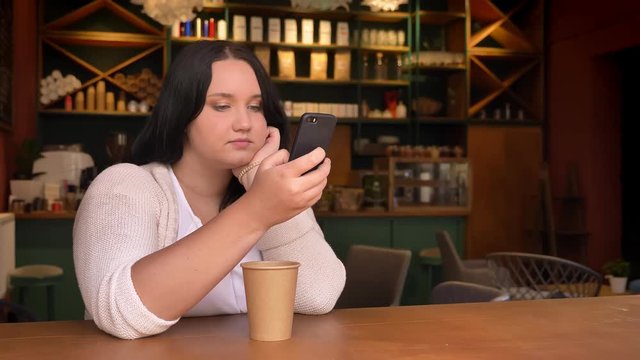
[9,265,64,321]
[419,247,442,302]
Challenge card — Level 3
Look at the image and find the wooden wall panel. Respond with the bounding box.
[466,126,543,258]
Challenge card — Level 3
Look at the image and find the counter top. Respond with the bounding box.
[14,211,76,220]
[0,296,638,359]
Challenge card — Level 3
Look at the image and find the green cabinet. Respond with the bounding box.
[318,215,465,304]
[14,214,464,321]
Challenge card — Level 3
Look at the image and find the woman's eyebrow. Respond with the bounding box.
[207,92,233,98]
[206,93,261,99]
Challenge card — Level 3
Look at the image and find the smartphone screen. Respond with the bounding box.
[289,112,337,171]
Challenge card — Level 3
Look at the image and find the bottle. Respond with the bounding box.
[86,86,95,111]
[419,171,433,204]
[171,21,180,38]
[195,18,202,38]
[64,95,72,111]
[209,18,216,38]
[374,52,386,80]
[185,20,192,37]
[96,80,105,111]
[362,54,369,80]
[217,19,227,40]
[105,91,115,111]
[457,175,467,206]
[395,54,403,80]
[396,100,407,118]
[504,102,511,119]
[75,91,84,111]
[361,100,369,118]
[116,91,126,112]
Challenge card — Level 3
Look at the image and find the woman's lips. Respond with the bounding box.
[229,139,251,149]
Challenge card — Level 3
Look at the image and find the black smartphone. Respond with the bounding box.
[289,112,337,172]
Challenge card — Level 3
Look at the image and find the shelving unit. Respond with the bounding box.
[374,156,471,214]
[35,0,545,218]
[38,0,165,115]
[468,0,543,121]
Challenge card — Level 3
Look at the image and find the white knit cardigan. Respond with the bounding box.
[73,163,345,339]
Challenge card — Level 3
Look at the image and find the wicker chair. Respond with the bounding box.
[486,252,602,300]
[430,281,509,304]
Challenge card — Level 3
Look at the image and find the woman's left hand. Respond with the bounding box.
[233,126,280,189]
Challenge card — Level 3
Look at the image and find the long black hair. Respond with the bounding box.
[131,40,288,209]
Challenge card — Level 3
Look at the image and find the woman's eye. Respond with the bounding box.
[248,104,263,112]
[213,104,230,111]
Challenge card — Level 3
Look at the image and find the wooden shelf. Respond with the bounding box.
[271,77,358,85]
[409,64,467,72]
[354,11,410,23]
[414,11,466,25]
[468,119,541,126]
[288,116,360,124]
[315,207,470,217]
[394,179,441,187]
[39,109,151,117]
[360,118,410,124]
[388,157,468,164]
[43,31,164,47]
[360,79,410,86]
[470,47,539,59]
[44,0,163,36]
[416,117,468,124]
[223,3,353,20]
[360,45,410,53]
[467,0,544,120]
[270,78,409,86]
[171,37,356,51]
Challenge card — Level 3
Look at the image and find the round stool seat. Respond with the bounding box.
[9,265,64,321]
[10,265,63,288]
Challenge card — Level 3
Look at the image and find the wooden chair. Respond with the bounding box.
[335,245,411,308]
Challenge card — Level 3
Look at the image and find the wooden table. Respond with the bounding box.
[1,296,639,359]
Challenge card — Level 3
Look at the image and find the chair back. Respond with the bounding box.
[487,252,602,300]
[436,230,465,281]
[335,245,411,308]
[430,281,509,304]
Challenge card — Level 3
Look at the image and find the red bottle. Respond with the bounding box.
[209,18,215,39]
[64,95,73,111]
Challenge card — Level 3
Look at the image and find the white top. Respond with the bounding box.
[169,168,262,316]
[73,163,346,339]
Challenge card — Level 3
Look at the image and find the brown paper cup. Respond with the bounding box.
[241,260,300,341]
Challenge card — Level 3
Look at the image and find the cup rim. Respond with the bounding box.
[241,260,300,270]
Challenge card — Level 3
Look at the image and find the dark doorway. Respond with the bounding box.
[620,47,640,267]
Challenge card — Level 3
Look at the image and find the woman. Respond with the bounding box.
[73,41,346,340]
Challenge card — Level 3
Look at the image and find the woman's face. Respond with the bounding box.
[183,58,268,169]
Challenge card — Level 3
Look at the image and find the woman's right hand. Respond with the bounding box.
[243,147,331,229]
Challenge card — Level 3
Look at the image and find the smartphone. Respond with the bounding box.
[289,112,337,172]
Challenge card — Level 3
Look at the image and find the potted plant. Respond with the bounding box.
[602,259,631,294]
[9,139,45,204]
